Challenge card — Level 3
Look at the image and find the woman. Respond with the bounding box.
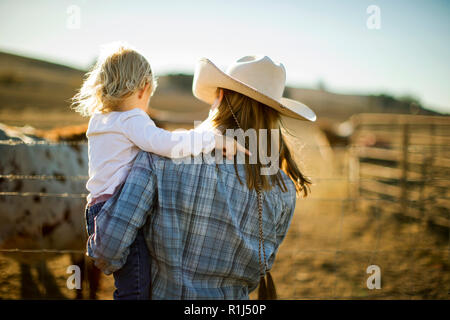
[88,55,317,299]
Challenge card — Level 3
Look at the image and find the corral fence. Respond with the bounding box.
[0,114,449,299]
[349,113,450,229]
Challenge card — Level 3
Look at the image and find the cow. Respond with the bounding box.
[0,122,100,299]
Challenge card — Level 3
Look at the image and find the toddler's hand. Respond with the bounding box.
[214,133,251,160]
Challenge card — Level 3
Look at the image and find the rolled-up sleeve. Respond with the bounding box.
[87,152,157,275]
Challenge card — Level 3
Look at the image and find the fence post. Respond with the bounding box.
[422,123,436,224]
[400,123,409,216]
[348,115,360,213]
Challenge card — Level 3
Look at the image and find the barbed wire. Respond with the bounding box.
[0,191,87,198]
[1,191,449,202]
[0,248,85,254]
[1,138,450,149]
[0,174,88,181]
[0,174,448,183]
[0,140,87,146]
[0,174,448,184]
[1,191,448,202]
[0,247,447,255]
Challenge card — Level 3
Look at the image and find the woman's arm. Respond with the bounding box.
[268,193,296,267]
[87,152,157,274]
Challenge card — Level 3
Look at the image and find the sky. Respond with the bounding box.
[0,0,449,113]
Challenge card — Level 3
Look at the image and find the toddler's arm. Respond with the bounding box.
[121,110,247,159]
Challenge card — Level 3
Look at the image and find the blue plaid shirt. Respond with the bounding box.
[87,151,296,299]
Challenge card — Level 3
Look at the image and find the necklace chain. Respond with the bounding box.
[225,95,268,276]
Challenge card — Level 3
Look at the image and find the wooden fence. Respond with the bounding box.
[349,113,450,228]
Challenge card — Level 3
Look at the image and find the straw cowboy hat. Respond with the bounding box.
[193,55,316,122]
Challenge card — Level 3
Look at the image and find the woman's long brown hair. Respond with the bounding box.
[212,89,311,197]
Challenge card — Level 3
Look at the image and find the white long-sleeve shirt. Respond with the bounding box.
[86,108,215,204]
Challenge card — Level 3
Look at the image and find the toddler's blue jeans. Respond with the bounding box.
[85,201,151,300]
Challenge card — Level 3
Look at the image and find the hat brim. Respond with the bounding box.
[192,58,316,122]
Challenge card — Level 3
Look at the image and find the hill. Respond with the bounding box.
[0,51,444,129]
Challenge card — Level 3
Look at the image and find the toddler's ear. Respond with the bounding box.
[138,83,151,99]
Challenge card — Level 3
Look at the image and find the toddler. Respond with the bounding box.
[72,42,244,299]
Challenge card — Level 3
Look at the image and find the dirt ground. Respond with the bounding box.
[0,149,448,300]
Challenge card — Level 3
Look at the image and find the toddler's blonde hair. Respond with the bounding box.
[72,42,157,116]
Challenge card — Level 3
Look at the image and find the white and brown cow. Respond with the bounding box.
[0,123,100,299]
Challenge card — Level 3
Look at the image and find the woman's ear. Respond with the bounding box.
[218,88,224,103]
[211,88,224,111]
